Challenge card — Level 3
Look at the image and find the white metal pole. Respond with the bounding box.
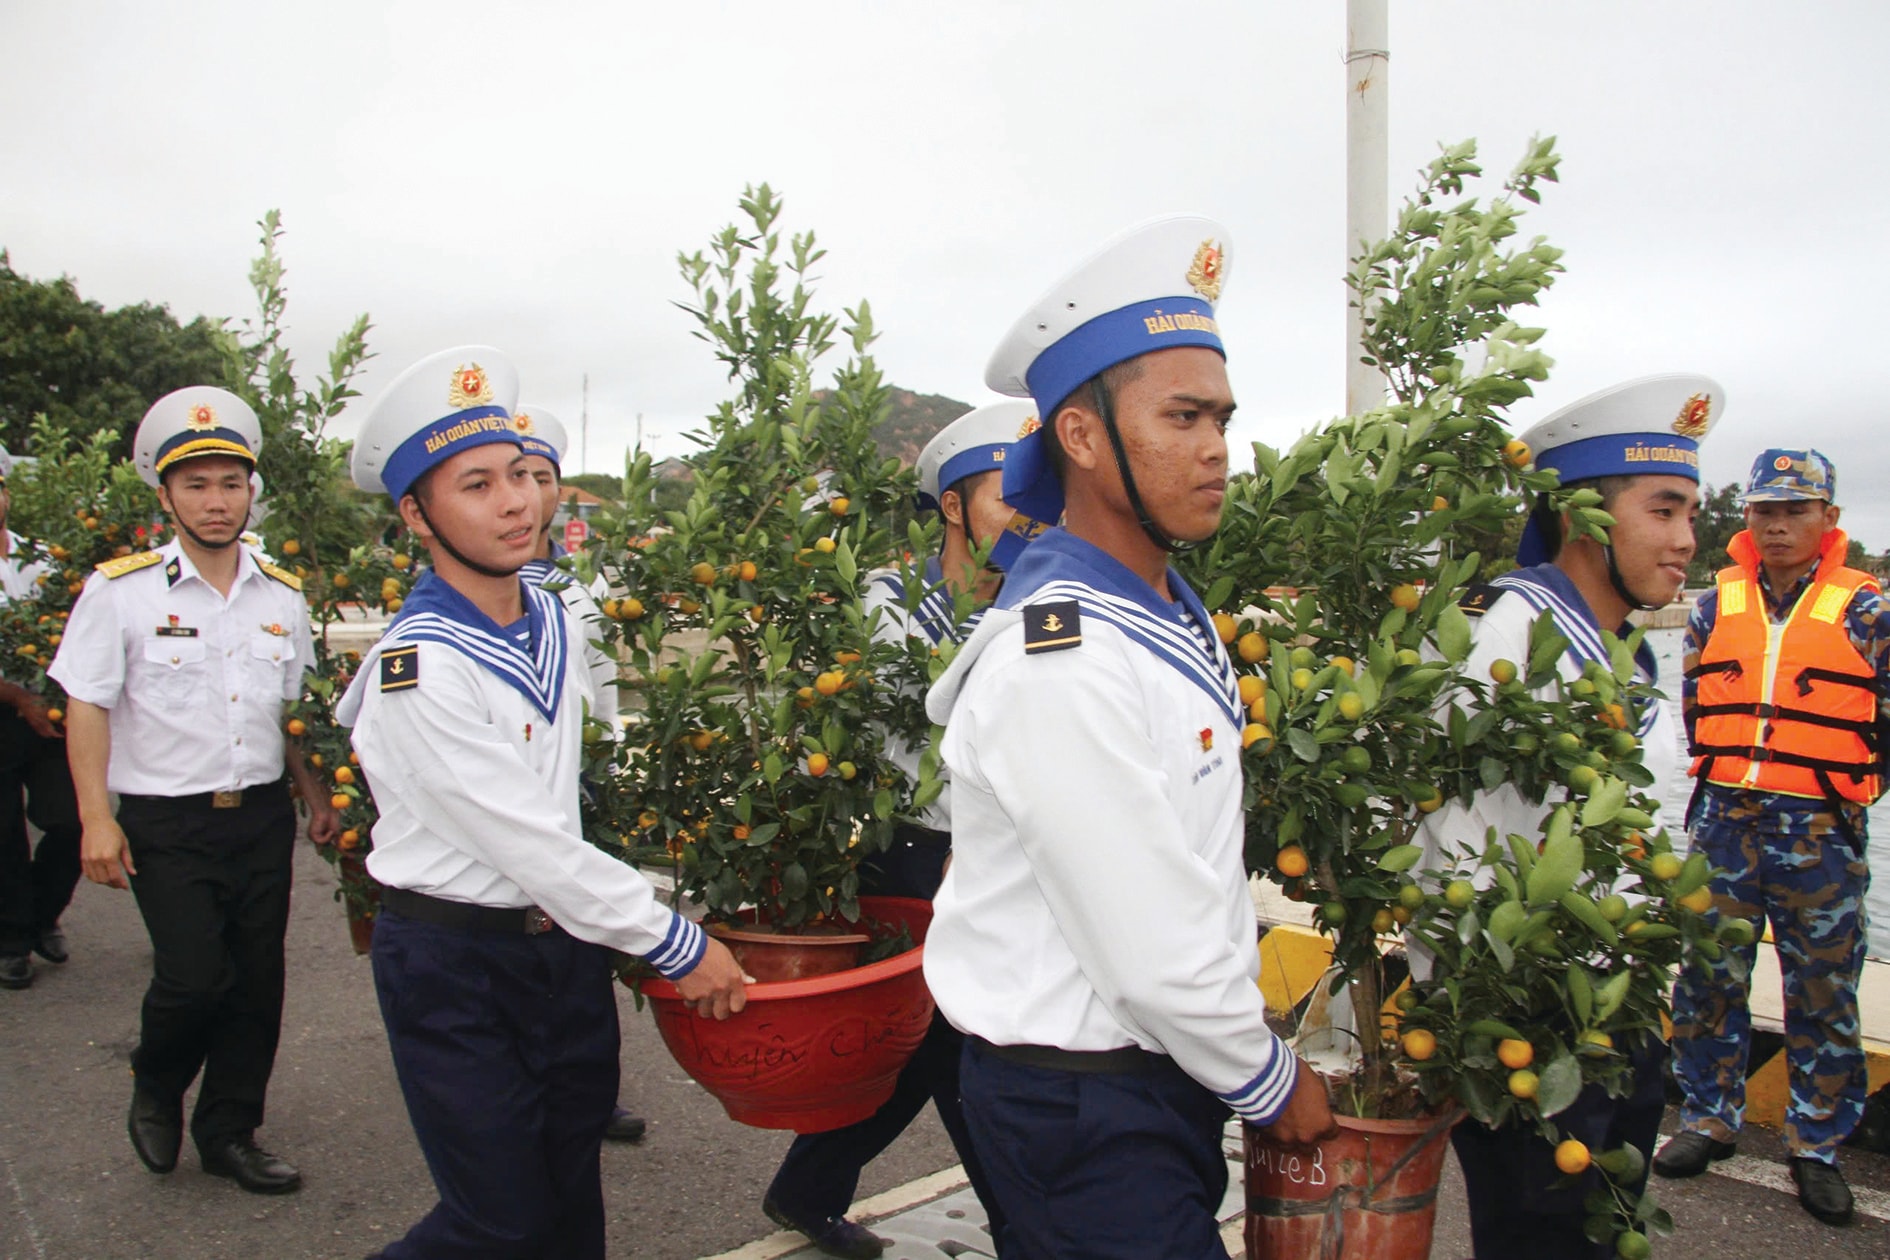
[1345,0,1389,416]
[580,372,590,475]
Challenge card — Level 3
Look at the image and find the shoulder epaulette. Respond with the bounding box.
[380,644,419,692]
[1023,599,1082,654]
[1459,584,1502,618]
[93,551,165,580]
[258,561,302,591]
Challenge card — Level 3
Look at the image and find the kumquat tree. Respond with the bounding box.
[1185,139,1738,1255]
[575,185,935,935]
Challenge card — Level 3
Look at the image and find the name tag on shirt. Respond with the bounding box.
[153,625,199,638]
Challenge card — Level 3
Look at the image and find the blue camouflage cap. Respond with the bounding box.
[1742,449,1836,503]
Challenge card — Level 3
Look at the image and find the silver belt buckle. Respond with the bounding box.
[211,790,243,809]
[524,907,555,935]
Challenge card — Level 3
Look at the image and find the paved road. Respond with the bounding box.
[3,833,1885,1259]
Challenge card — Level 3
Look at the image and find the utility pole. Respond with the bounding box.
[1345,0,1389,416]
[580,373,589,475]
[635,412,644,456]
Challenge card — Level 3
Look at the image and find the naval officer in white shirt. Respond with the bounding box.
[337,346,746,1260]
[922,219,1336,1259]
[50,387,337,1194]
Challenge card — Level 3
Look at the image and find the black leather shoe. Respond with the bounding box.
[603,1107,647,1142]
[127,1083,182,1174]
[1652,1130,1737,1178]
[34,927,67,964]
[764,1194,885,1260]
[1791,1157,1854,1226]
[200,1136,301,1194]
[0,955,30,989]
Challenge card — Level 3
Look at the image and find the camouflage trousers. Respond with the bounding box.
[1670,803,1871,1160]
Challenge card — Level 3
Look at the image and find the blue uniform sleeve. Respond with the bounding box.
[1682,588,1717,741]
[1843,587,1890,719]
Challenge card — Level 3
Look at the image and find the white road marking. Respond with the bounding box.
[1653,1136,1890,1223]
[698,1166,970,1260]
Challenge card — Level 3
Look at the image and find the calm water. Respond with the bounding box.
[1647,627,1888,960]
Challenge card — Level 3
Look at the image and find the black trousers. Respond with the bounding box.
[0,711,81,956]
[769,825,1006,1237]
[960,1039,1231,1260]
[118,781,295,1147]
[1452,1035,1669,1259]
[371,909,620,1260]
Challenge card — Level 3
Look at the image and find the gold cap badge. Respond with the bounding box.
[1774,454,1794,471]
[185,403,219,431]
[1016,414,1041,440]
[1186,240,1224,302]
[1672,393,1711,438]
[448,364,494,410]
[513,412,536,435]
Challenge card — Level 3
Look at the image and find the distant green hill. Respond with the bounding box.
[866,388,972,464]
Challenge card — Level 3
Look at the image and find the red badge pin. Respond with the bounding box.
[1199,728,1214,752]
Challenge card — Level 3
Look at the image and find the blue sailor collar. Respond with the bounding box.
[517,541,570,589]
[1488,563,1660,735]
[871,556,986,648]
[385,568,569,720]
[999,527,1241,728]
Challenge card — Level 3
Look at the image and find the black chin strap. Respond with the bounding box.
[176,520,240,553]
[1603,543,1659,613]
[1089,378,1200,556]
[413,499,527,580]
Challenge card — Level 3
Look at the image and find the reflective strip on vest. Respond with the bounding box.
[1690,558,1882,804]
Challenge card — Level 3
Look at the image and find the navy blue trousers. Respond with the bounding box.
[0,711,80,956]
[770,823,1005,1235]
[959,1038,1231,1260]
[1452,1035,1668,1260]
[370,909,620,1260]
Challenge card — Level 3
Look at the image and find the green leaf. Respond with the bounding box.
[1286,728,1320,762]
[1535,1051,1582,1118]
[1377,844,1423,873]
[1436,602,1472,663]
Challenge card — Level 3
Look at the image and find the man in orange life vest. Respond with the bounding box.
[1658,449,1881,1227]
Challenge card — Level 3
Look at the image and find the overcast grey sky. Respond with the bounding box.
[4,2,1886,543]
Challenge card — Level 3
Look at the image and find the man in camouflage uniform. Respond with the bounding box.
[1657,449,1881,1227]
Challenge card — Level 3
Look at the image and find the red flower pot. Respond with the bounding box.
[1243,1108,1460,1259]
[637,896,935,1133]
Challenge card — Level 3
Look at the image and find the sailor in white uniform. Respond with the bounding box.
[763,401,1031,1259]
[337,347,746,1260]
[1419,374,1717,1259]
[923,218,1336,1259]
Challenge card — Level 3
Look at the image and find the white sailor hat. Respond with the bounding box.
[513,403,568,467]
[916,400,1036,510]
[1515,372,1722,565]
[985,214,1231,525]
[133,386,263,488]
[352,347,523,499]
[0,443,12,484]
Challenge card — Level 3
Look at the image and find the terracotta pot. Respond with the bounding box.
[705,920,871,982]
[637,896,934,1133]
[1244,1108,1460,1260]
[346,910,376,956]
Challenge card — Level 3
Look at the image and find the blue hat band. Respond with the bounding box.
[518,436,560,464]
[926,443,1009,506]
[1537,432,1700,484]
[1024,296,1223,418]
[382,406,522,500]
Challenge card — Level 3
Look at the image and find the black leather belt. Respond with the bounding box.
[120,778,288,811]
[893,823,952,849]
[380,886,558,935]
[971,1036,1169,1075]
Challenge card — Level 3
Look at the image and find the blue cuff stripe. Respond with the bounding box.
[1218,1034,1300,1125]
[646,912,706,979]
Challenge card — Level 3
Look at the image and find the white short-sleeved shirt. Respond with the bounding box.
[922,528,1300,1127]
[47,539,311,796]
[337,576,702,978]
[0,531,48,604]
